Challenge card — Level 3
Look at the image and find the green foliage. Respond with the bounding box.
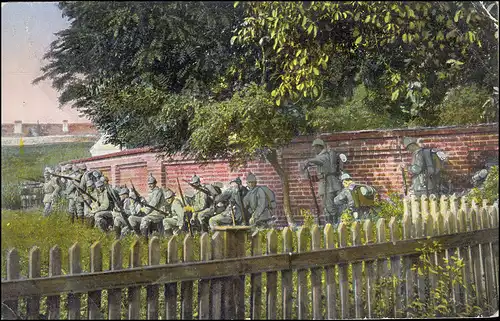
[374,192,405,222]
[300,208,316,229]
[468,165,499,204]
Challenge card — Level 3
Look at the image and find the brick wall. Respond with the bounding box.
[65,123,499,225]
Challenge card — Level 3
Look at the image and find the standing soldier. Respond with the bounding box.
[302,139,346,225]
[132,174,166,238]
[42,167,61,216]
[244,173,274,229]
[209,177,248,229]
[82,180,97,221]
[162,190,185,237]
[64,164,82,222]
[112,187,137,239]
[92,180,114,231]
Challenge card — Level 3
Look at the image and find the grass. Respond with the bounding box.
[1,142,94,209]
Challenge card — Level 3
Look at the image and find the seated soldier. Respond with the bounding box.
[137,174,166,238]
[112,187,137,239]
[92,180,114,231]
[243,172,274,229]
[189,175,222,233]
[208,200,233,230]
[162,190,186,237]
[83,180,97,221]
[334,173,376,221]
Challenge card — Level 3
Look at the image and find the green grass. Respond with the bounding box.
[1,142,94,209]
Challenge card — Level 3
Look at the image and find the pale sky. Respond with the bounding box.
[1,2,89,123]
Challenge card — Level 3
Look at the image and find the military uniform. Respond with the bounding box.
[162,191,185,236]
[304,139,345,225]
[64,165,84,220]
[93,180,114,231]
[334,173,376,221]
[42,168,61,216]
[209,177,248,229]
[112,188,137,238]
[82,180,97,218]
[244,173,273,229]
[129,175,165,237]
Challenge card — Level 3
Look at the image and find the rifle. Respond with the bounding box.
[397,137,408,196]
[305,166,322,224]
[184,180,213,197]
[129,179,142,199]
[19,176,43,183]
[49,172,81,183]
[238,188,248,225]
[129,194,170,217]
[177,178,193,236]
[106,185,133,230]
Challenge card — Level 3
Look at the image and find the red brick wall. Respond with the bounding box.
[65,123,499,225]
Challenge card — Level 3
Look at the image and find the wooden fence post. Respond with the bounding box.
[26,246,41,320]
[351,222,363,319]
[363,220,375,318]
[126,240,141,320]
[297,226,310,320]
[444,216,459,315]
[440,194,449,221]
[414,214,425,303]
[68,243,82,320]
[210,232,223,320]
[282,227,293,320]
[47,246,61,320]
[489,206,499,303]
[3,249,20,320]
[148,237,160,320]
[199,233,211,320]
[450,194,459,220]
[429,194,438,225]
[108,241,121,320]
[376,218,391,317]
[337,223,349,319]
[165,235,179,320]
[88,242,102,320]
[410,195,419,230]
[421,195,429,221]
[389,217,403,318]
[480,208,497,313]
[469,208,485,309]
[181,234,194,320]
[460,196,469,216]
[250,231,262,320]
[324,224,337,320]
[266,230,278,320]
[311,225,323,320]
[402,214,414,317]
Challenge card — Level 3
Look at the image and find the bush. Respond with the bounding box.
[468,165,499,205]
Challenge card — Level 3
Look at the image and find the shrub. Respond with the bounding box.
[467,166,499,205]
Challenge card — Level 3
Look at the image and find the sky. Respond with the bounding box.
[1,2,89,124]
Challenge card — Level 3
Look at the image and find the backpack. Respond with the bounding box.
[348,184,377,208]
[421,148,448,176]
[258,186,276,210]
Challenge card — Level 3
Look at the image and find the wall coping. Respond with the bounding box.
[65,123,499,164]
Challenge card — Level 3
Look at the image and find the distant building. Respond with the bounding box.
[89,134,123,157]
[1,120,98,137]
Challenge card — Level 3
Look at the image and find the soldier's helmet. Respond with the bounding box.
[119,187,129,196]
[246,172,257,182]
[86,180,94,187]
[164,189,176,199]
[312,138,325,147]
[78,163,87,171]
[403,137,418,148]
[95,180,104,188]
[230,177,242,185]
[190,174,201,185]
[44,166,52,174]
[340,173,351,181]
[147,174,157,184]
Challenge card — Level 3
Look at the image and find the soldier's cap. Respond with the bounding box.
[403,137,418,148]
[147,174,157,184]
[95,180,104,188]
[86,180,94,187]
[312,138,325,147]
[230,177,242,185]
[340,173,351,181]
[246,172,257,182]
[190,174,201,185]
[119,187,129,195]
[164,189,175,199]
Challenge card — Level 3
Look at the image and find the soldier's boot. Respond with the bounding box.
[114,226,122,240]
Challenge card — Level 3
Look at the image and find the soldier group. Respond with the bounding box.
[41,164,276,239]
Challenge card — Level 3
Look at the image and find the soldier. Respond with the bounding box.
[92,180,114,232]
[82,180,97,220]
[302,139,346,225]
[112,187,137,239]
[209,177,248,229]
[131,174,166,238]
[64,164,84,222]
[334,173,377,221]
[42,167,61,216]
[399,137,447,197]
[189,175,222,232]
[243,173,274,229]
[162,190,185,237]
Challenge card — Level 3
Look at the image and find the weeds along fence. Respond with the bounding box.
[1,205,498,320]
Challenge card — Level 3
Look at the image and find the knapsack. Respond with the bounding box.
[421,148,448,176]
[258,186,276,210]
[348,184,377,208]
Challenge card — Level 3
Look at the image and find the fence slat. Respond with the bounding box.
[147,237,160,320]
[363,220,375,318]
[324,224,337,320]
[338,223,349,319]
[450,194,459,219]
[164,235,178,320]
[126,240,141,320]
[457,209,472,309]
[250,231,262,320]
[389,217,403,318]
[47,246,61,320]
[469,208,485,309]
[282,227,293,320]
[444,214,460,316]
[421,195,429,221]
[440,195,449,221]
[489,206,499,303]
[108,241,121,320]
[68,243,82,320]
[402,214,415,317]
[234,230,247,320]
[210,232,223,320]
[430,194,438,224]
[88,242,102,320]
[26,246,41,320]
[181,235,194,320]
[3,249,20,320]
[311,225,323,320]
[414,214,425,303]
[266,230,278,320]
[199,233,211,320]
[351,222,362,319]
[481,208,497,313]
[376,218,391,317]
[297,226,310,320]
